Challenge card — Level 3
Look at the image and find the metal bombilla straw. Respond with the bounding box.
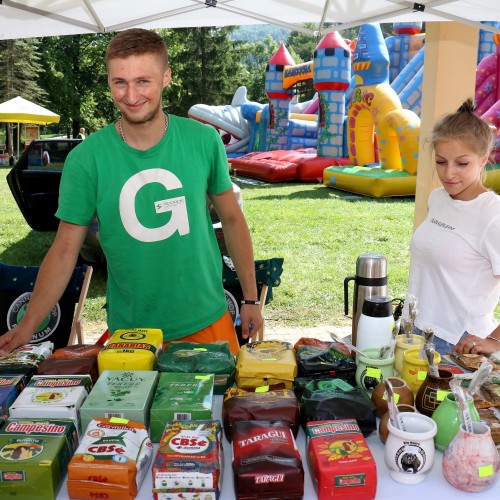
[384,378,405,431]
[450,378,474,433]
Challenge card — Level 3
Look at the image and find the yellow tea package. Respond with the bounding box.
[235,341,297,389]
[98,328,163,373]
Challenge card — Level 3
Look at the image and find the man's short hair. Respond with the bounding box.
[106,28,169,69]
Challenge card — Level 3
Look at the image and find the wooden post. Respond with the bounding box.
[414,22,478,230]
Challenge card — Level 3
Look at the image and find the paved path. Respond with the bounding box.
[83,323,351,346]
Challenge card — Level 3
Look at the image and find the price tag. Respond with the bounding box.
[255,386,269,393]
[436,390,449,401]
[418,370,427,380]
[382,392,400,404]
[366,367,381,378]
[109,417,129,424]
[478,465,494,477]
[194,347,207,351]
[195,375,210,380]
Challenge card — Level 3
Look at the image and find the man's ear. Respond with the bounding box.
[163,67,172,88]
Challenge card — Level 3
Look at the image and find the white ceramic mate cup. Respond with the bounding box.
[384,412,437,485]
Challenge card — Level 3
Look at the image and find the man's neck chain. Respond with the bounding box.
[118,114,169,144]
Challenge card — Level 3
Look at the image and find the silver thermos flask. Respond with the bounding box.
[344,254,388,346]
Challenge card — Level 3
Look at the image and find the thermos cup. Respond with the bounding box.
[344,254,388,346]
[356,295,394,352]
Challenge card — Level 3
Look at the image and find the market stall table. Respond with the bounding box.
[56,395,500,500]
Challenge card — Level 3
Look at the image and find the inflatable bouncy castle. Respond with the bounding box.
[188,22,500,197]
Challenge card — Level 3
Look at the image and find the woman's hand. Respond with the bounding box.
[453,334,500,356]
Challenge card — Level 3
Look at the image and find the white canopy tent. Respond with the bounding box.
[0,0,500,39]
[0,1,499,225]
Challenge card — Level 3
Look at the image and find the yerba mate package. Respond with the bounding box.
[232,420,304,499]
[0,417,78,499]
[306,419,377,500]
[67,417,153,500]
[235,341,297,389]
[152,420,222,499]
[97,328,163,373]
[80,370,159,432]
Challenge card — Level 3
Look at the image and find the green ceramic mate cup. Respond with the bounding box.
[355,347,395,394]
[432,392,480,452]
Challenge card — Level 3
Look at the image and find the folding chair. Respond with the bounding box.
[0,262,93,349]
[222,257,284,345]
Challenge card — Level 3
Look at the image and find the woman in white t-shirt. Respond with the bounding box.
[405,98,500,355]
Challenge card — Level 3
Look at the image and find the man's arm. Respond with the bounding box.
[0,221,88,355]
[209,188,263,340]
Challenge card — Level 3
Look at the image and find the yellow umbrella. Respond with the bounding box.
[0,96,60,157]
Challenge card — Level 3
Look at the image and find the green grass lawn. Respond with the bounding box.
[0,167,417,332]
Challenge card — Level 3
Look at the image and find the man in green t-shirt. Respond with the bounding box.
[0,28,262,356]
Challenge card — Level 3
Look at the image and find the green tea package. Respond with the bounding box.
[80,370,159,432]
[158,341,235,394]
[150,373,214,442]
[0,417,78,499]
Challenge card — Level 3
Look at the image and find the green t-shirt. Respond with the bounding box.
[56,115,233,340]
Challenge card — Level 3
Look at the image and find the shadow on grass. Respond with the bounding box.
[232,177,415,204]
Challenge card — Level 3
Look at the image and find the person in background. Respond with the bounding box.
[404,98,500,356]
[77,127,86,140]
[0,28,262,356]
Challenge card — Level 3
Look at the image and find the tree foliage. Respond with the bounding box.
[0,38,46,154]
[0,22,399,144]
[161,27,248,116]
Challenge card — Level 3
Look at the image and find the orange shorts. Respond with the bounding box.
[163,310,240,355]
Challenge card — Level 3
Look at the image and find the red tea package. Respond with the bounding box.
[222,386,300,441]
[232,420,304,499]
[306,419,377,500]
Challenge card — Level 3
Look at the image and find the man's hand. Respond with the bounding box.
[0,325,34,356]
[239,303,264,341]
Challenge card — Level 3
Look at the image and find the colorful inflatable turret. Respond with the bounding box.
[313,32,351,158]
[265,45,295,150]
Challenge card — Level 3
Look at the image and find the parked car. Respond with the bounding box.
[7,138,240,264]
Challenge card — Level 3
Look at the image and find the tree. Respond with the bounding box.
[0,38,46,155]
[38,34,113,138]
[162,27,248,116]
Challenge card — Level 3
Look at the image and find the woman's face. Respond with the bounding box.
[434,139,487,201]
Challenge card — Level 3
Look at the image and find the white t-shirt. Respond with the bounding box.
[406,187,500,344]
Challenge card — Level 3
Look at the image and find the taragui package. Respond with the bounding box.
[150,372,214,443]
[0,417,78,500]
[222,386,300,441]
[67,417,153,500]
[97,328,163,373]
[80,370,159,432]
[9,375,92,437]
[232,420,304,500]
[235,341,297,389]
[306,419,377,500]
[152,420,222,500]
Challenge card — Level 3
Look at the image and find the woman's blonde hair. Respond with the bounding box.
[431,98,495,160]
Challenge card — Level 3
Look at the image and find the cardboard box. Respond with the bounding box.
[0,417,78,499]
[152,420,222,499]
[0,375,26,417]
[80,370,159,432]
[9,375,92,437]
[150,373,214,442]
[306,419,377,500]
